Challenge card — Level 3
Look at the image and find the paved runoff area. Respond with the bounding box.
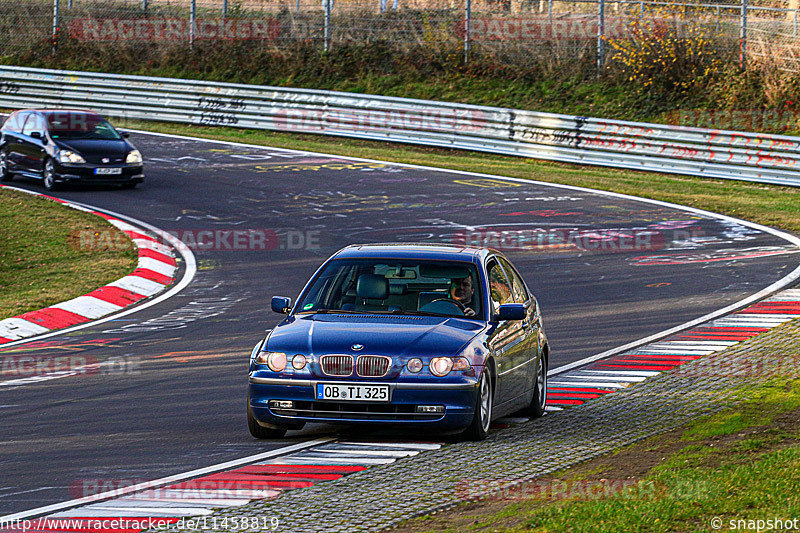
[2,289,797,533]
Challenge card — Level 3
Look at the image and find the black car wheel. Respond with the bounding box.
[524,348,548,419]
[0,151,12,182]
[462,368,493,441]
[43,159,58,191]
[247,395,288,439]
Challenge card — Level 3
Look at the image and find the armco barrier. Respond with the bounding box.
[1,65,800,187]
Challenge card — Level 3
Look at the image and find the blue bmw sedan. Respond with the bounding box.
[247,243,549,441]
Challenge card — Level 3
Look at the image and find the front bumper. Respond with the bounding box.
[248,375,479,429]
[54,163,144,185]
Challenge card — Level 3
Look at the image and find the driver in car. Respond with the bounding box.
[450,275,477,317]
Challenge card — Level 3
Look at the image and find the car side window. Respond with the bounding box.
[2,112,25,133]
[487,260,513,314]
[498,257,529,304]
[22,113,45,137]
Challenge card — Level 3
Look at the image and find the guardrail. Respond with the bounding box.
[1,65,800,187]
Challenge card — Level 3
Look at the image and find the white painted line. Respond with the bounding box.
[336,442,442,451]
[147,489,281,500]
[51,506,215,517]
[137,257,177,277]
[263,456,396,465]
[121,496,252,506]
[313,448,419,458]
[105,219,141,233]
[0,371,83,388]
[548,380,630,389]
[733,313,799,319]
[544,406,563,411]
[0,438,333,522]
[109,276,165,296]
[51,296,124,319]
[583,369,662,377]
[648,341,740,347]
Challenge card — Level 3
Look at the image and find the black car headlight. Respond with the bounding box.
[126,150,143,164]
[57,149,86,164]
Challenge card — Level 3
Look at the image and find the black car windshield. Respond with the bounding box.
[295,258,483,319]
[46,114,122,141]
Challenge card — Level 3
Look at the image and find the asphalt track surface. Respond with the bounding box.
[1,132,798,515]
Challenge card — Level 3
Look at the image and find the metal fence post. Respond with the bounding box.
[223,0,228,20]
[190,0,196,47]
[142,0,148,10]
[380,0,387,13]
[740,0,747,69]
[548,0,553,25]
[68,0,72,10]
[464,0,471,63]
[794,9,797,38]
[597,0,605,73]
[52,0,60,53]
[324,0,331,52]
[639,0,644,21]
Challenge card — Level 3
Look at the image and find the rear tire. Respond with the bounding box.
[43,159,58,191]
[0,150,12,182]
[247,396,288,439]
[524,349,548,419]
[461,368,493,441]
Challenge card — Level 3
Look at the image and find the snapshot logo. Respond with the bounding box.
[71,228,322,252]
[452,227,666,253]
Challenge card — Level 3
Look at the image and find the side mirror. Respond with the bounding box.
[30,131,43,140]
[271,296,292,314]
[119,131,130,138]
[496,303,526,321]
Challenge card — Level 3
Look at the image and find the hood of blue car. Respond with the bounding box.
[267,313,484,358]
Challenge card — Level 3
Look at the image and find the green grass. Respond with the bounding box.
[0,188,137,319]
[396,380,800,533]
[123,119,800,234]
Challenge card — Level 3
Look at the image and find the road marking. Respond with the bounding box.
[0,438,333,522]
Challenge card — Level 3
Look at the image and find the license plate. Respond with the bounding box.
[95,167,122,175]
[316,383,390,402]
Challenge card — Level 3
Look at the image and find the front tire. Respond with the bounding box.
[461,368,493,441]
[247,396,288,439]
[43,159,58,191]
[524,349,548,418]
[0,150,12,182]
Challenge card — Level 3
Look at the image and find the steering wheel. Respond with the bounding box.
[428,298,467,315]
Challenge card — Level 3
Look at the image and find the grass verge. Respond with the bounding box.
[129,119,800,234]
[392,377,800,533]
[0,187,137,319]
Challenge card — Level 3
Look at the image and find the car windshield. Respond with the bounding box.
[46,114,122,141]
[295,258,483,319]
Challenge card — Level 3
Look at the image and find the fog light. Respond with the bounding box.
[269,400,294,409]
[407,358,423,373]
[415,405,445,414]
[292,354,307,370]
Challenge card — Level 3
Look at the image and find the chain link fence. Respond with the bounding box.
[0,0,798,72]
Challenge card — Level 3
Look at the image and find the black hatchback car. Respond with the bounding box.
[0,109,144,190]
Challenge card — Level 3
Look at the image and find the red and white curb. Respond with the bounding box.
[0,186,181,346]
[0,440,440,532]
[545,287,800,409]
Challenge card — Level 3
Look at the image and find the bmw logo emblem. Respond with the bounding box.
[351,344,364,351]
[102,157,110,163]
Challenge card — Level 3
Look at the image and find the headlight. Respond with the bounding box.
[255,351,287,372]
[407,358,423,373]
[126,150,142,164]
[292,354,307,370]
[430,357,454,377]
[57,150,85,164]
